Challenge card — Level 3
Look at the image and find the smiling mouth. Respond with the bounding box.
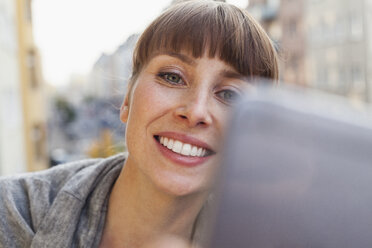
[154,135,215,157]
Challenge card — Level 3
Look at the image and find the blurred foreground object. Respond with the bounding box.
[0,0,48,175]
[210,85,372,247]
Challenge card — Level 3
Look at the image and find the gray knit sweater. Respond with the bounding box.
[0,153,125,248]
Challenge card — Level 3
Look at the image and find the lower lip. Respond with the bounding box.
[154,138,211,167]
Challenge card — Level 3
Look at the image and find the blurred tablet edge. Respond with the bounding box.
[209,85,372,248]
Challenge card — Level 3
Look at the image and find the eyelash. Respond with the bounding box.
[215,88,241,105]
[157,72,185,86]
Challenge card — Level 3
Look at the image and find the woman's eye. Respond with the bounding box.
[159,72,184,85]
[216,89,240,104]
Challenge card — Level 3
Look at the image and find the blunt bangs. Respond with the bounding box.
[131,0,278,84]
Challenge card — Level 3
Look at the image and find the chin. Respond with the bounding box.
[153,173,211,197]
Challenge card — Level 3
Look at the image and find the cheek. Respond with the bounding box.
[211,102,231,127]
[131,80,179,114]
[221,109,234,131]
[213,107,234,151]
[125,80,180,145]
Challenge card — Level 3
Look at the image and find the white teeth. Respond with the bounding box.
[172,141,182,153]
[167,139,174,149]
[190,146,198,156]
[181,144,192,156]
[197,148,203,157]
[158,136,209,157]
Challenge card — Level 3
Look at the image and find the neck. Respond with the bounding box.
[99,159,207,248]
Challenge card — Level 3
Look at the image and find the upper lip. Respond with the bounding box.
[154,132,215,153]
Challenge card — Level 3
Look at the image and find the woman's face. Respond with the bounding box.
[121,51,249,196]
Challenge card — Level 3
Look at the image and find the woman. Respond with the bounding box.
[0,1,278,247]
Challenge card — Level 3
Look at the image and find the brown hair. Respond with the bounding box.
[128,0,278,96]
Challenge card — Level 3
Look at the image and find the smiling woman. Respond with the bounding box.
[120,55,240,197]
[0,1,278,247]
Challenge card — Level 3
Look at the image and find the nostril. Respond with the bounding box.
[175,109,211,127]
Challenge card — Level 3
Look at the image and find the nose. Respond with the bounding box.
[174,89,213,127]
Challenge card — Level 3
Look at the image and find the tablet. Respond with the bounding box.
[210,87,372,248]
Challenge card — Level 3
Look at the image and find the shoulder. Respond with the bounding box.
[0,153,125,246]
[0,157,103,205]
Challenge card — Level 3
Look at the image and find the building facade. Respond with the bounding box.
[0,0,48,175]
[0,0,26,175]
[305,0,372,102]
[249,0,372,102]
[280,0,306,86]
[247,0,306,86]
[88,34,138,100]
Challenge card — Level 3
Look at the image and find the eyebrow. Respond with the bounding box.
[220,69,249,82]
[162,52,197,66]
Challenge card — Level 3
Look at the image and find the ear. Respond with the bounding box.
[120,95,129,123]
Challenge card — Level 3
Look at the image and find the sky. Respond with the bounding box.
[33,0,249,87]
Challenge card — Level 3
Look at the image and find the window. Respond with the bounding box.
[24,0,32,23]
[285,19,297,37]
[350,11,363,39]
[31,124,46,161]
[27,50,38,88]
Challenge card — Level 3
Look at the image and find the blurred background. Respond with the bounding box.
[0,0,371,175]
